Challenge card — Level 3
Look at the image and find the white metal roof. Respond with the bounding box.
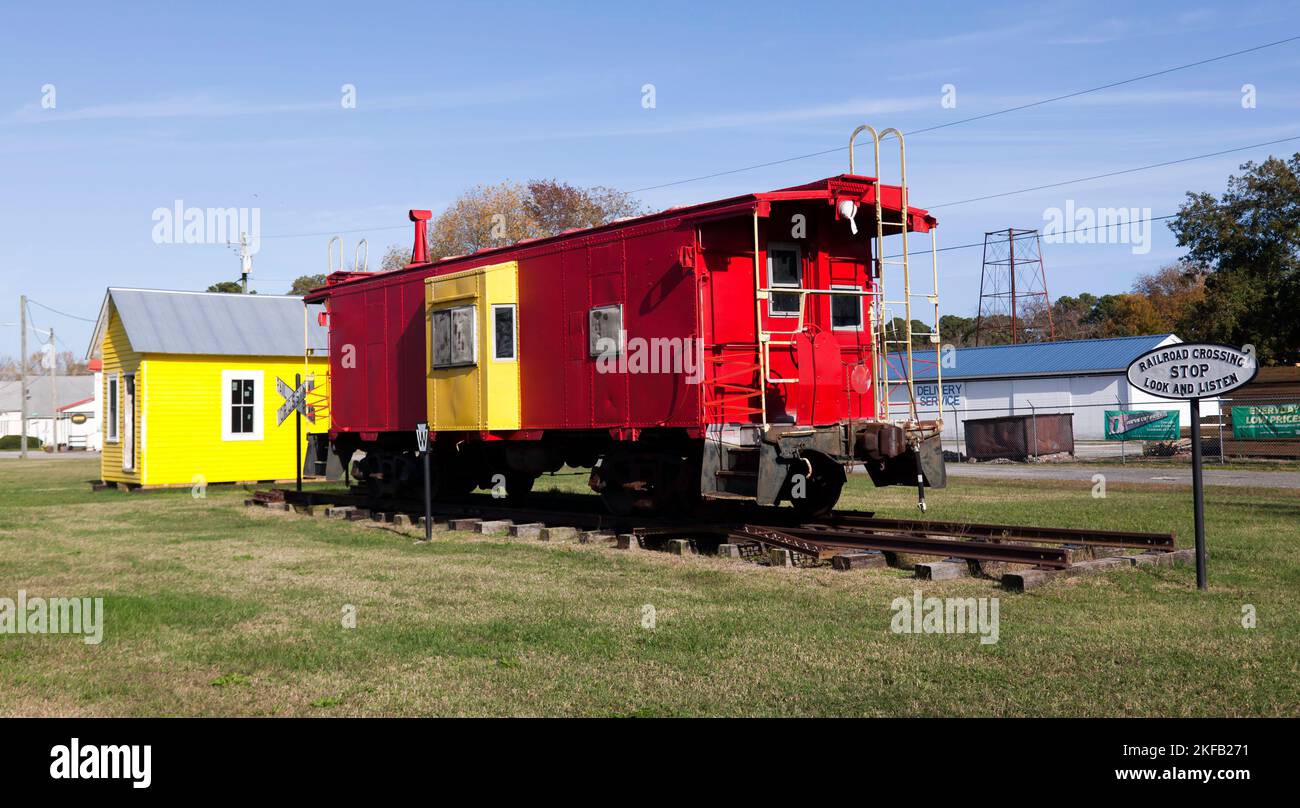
[0,376,96,416]
[87,288,327,359]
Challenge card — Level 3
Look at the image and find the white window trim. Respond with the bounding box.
[589,304,624,358]
[431,304,478,369]
[766,242,803,318]
[490,303,518,362]
[221,369,264,442]
[105,372,120,443]
[830,284,865,331]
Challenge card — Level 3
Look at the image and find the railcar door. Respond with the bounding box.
[425,261,521,433]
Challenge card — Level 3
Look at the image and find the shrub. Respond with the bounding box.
[0,435,43,451]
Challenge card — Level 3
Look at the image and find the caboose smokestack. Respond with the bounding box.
[408,209,432,265]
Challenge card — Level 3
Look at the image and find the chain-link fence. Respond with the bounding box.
[932,395,1300,463]
[1215,396,1300,461]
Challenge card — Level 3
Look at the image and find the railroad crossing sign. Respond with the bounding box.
[276,376,316,426]
[1124,343,1258,591]
[1126,343,1257,400]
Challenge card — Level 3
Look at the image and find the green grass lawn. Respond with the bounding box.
[1,456,1297,717]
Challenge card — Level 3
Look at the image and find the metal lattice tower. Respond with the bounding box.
[974,228,1054,345]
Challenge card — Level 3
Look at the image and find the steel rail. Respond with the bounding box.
[268,488,1137,568]
[739,524,1071,568]
[820,512,1175,549]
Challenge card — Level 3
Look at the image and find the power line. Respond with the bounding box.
[26,298,97,323]
[930,135,1300,208]
[885,213,1179,258]
[628,34,1300,194]
[247,34,1300,239]
[903,34,1300,137]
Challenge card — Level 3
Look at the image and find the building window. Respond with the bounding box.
[831,285,864,330]
[431,305,477,368]
[106,374,119,443]
[767,242,802,317]
[589,304,623,358]
[221,370,263,441]
[491,304,517,361]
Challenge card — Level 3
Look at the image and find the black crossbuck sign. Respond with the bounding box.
[276,376,316,426]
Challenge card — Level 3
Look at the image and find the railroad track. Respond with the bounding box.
[249,486,1179,585]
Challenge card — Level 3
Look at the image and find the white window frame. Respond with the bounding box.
[431,304,478,369]
[830,284,865,331]
[766,242,803,317]
[588,304,624,358]
[490,304,518,362]
[106,373,120,443]
[221,370,264,442]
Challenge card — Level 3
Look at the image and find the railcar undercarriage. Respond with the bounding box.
[335,422,944,517]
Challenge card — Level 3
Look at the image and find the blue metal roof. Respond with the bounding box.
[889,334,1179,381]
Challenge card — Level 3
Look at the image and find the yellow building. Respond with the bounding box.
[87,288,329,488]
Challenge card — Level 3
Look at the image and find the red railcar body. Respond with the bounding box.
[308,173,944,514]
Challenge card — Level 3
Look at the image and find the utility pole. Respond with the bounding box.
[19,295,28,458]
[49,326,57,453]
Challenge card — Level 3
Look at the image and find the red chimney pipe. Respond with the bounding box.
[408,209,432,265]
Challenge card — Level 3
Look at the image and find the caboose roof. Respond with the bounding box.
[307,174,936,300]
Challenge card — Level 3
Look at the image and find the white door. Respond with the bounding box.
[123,374,136,471]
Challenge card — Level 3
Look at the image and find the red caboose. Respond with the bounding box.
[309,128,946,514]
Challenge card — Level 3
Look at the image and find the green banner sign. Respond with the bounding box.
[1231,403,1300,439]
[1105,410,1180,441]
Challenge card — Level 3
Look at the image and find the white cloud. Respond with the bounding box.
[5,79,554,126]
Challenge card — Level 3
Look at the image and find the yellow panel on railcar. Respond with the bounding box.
[425,261,520,432]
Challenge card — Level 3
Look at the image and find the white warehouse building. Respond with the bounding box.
[888,333,1209,449]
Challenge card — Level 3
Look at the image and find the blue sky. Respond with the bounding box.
[2,0,1298,360]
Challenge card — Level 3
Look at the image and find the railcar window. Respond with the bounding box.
[492,304,517,361]
[221,370,263,441]
[767,243,802,316]
[831,286,863,330]
[589,304,623,357]
[431,305,477,368]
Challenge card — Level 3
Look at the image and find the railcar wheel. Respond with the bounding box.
[787,452,846,519]
[431,455,475,502]
[502,472,536,504]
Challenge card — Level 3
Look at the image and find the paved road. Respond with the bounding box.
[945,463,1300,489]
[0,451,100,461]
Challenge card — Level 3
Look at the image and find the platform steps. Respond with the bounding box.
[711,444,759,498]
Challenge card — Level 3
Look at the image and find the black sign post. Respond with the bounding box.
[1126,343,1258,591]
[277,375,316,494]
[1188,397,1206,589]
[295,373,303,493]
[417,422,432,542]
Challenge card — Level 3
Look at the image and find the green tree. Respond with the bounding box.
[884,317,936,350]
[938,314,977,347]
[1169,154,1300,364]
[287,274,328,295]
[206,281,244,293]
[1051,293,1099,340]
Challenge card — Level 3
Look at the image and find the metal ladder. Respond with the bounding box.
[848,124,943,428]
